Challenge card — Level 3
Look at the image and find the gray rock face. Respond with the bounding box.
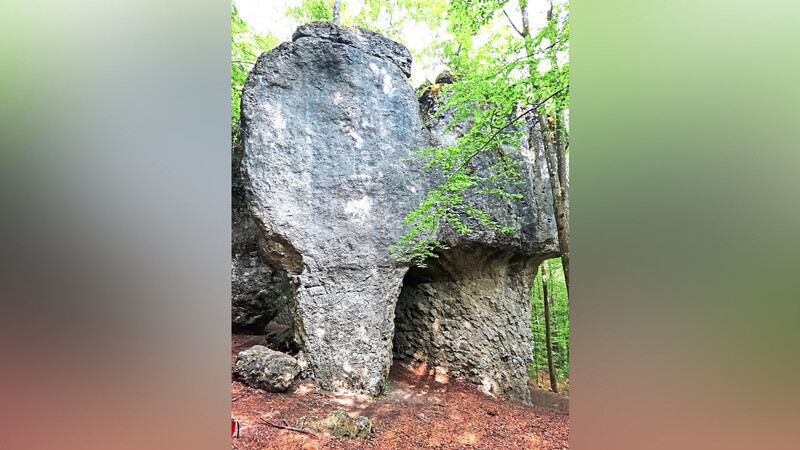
[420,85,559,255]
[292,22,413,78]
[240,23,558,400]
[232,345,300,392]
[241,24,432,395]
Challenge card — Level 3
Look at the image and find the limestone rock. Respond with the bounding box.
[434,69,457,85]
[240,23,558,401]
[232,345,300,392]
[297,410,373,440]
[242,23,432,396]
[420,84,559,256]
[391,80,560,403]
[394,250,538,402]
[292,22,412,78]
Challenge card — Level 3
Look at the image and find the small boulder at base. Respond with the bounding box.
[296,410,373,440]
[232,345,299,392]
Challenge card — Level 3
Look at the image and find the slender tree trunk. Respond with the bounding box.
[554,116,569,226]
[540,261,558,393]
[531,286,540,383]
[520,0,569,295]
[538,114,570,295]
[332,0,341,26]
[520,0,530,37]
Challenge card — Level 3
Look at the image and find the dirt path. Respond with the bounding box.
[232,335,569,449]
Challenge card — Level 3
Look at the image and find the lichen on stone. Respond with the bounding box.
[296,409,373,440]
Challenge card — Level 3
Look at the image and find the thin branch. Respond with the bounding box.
[476,39,562,83]
[478,53,534,82]
[260,418,321,438]
[502,8,524,37]
[446,85,569,182]
[232,60,255,65]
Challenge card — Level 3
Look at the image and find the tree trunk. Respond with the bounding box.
[555,116,569,226]
[537,114,570,295]
[531,286,540,383]
[520,0,530,37]
[521,0,569,296]
[332,0,341,26]
[540,261,558,393]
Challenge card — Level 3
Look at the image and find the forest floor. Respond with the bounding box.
[232,335,569,449]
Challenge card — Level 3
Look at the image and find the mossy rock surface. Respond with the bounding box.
[297,410,373,440]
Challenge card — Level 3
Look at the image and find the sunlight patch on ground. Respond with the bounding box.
[410,361,428,376]
[406,361,451,383]
[294,384,314,395]
[480,376,499,397]
[434,370,450,384]
[460,431,478,445]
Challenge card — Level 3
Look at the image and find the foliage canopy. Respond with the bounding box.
[231,3,278,140]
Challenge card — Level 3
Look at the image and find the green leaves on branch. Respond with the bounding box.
[393,0,569,265]
[288,0,448,42]
[287,0,336,22]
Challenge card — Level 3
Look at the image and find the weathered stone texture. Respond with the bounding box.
[297,410,373,440]
[394,249,538,403]
[241,24,432,395]
[232,345,300,392]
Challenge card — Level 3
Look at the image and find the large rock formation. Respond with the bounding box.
[240,22,558,401]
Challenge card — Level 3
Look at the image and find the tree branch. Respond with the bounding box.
[476,39,562,84]
[260,418,320,438]
[502,8,524,37]
[446,84,569,182]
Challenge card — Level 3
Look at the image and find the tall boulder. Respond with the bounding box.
[240,22,558,400]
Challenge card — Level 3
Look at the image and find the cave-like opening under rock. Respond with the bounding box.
[390,249,540,403]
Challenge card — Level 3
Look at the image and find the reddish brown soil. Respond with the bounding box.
[232,335,569,449]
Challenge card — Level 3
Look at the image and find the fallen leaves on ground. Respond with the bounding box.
[232,335,568,449]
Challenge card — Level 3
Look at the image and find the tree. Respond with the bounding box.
[540,260,558,392]
[532,1,569,294]
[288,0,447,41]
[531,257,568,389]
